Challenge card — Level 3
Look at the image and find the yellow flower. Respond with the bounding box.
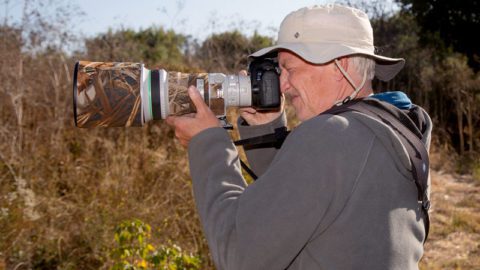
[137,260,147,268]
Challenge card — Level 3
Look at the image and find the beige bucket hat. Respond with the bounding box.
[250,4,405,81]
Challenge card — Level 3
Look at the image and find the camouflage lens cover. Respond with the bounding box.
[74,61,143,127]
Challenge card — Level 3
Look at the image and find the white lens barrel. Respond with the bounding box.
[159,69,169,119]
[143,70,251,122]
[238,75,251,107]
[224,74,251,107]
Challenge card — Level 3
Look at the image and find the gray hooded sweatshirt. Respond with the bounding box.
[187,98,432,270]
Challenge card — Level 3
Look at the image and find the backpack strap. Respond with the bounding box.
[234,99,431,242]
[323,98,430,242]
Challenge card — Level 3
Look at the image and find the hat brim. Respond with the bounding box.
[250,43,405,81]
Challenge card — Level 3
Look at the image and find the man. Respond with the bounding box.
[166,4,432,270]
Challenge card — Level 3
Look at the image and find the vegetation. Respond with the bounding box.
[84,27,189,71]
[110,219,201,270]
[0,0,479,269]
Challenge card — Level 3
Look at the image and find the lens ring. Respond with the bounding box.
[159,70,169,119]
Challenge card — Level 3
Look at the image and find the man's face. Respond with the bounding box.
[278,50,338,121]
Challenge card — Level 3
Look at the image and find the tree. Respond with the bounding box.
[396,0,480,71]
[340,0,480,154]
[196,31,273,73]
[420,53,478,155]
[84,27,189,70]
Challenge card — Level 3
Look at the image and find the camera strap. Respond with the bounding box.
[234,98,430,242]
[234,126,290,149]
[234,127,290,180]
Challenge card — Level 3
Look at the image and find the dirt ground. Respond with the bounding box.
[420,169,480,270]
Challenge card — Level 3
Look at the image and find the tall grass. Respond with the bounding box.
[0,25,212,269]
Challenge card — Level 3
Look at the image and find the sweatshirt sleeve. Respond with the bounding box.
[188,115,369,270]
[236,112,287,176]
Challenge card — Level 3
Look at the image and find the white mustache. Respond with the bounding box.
[284,92,298,101]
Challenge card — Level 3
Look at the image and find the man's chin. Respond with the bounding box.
[294,110,308,122]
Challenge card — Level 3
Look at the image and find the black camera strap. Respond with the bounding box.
[233,98,431,242]
[234,127,290,180]
[234,126,290,149]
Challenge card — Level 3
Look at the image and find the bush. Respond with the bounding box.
[110,219,201,270]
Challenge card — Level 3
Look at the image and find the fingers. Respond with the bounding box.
[165,116,176,126]
[188,86,207,114]
[175,130,189,146]
[239,107,257,114]
[166,116,188,147]
[183,113,196,118]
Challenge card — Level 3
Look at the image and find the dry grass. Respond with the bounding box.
[0,30,211,269]
[420,149,480,270]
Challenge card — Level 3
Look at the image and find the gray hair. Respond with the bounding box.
[348,55,376,81]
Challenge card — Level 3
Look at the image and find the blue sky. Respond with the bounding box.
[74,0,328,39]
[3,0,330,40]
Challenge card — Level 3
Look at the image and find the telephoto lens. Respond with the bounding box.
[73,60,280,128]
[74,61,144,127]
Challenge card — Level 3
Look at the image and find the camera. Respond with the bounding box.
[73,58,280,127]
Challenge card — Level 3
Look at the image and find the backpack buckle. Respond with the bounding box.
[422,199,431,211]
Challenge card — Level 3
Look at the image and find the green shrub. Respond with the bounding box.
[110,219,201,270]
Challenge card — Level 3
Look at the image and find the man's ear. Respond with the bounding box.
[333,57,349,81]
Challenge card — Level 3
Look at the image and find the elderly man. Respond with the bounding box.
[166,4,432,270]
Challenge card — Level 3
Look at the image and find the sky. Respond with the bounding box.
[73,0,329,39]
[3,0,331,41]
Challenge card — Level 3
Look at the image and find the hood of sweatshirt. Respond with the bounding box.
[370,91,432,150]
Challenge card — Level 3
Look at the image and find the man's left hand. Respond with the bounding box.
[166,86,221,147]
